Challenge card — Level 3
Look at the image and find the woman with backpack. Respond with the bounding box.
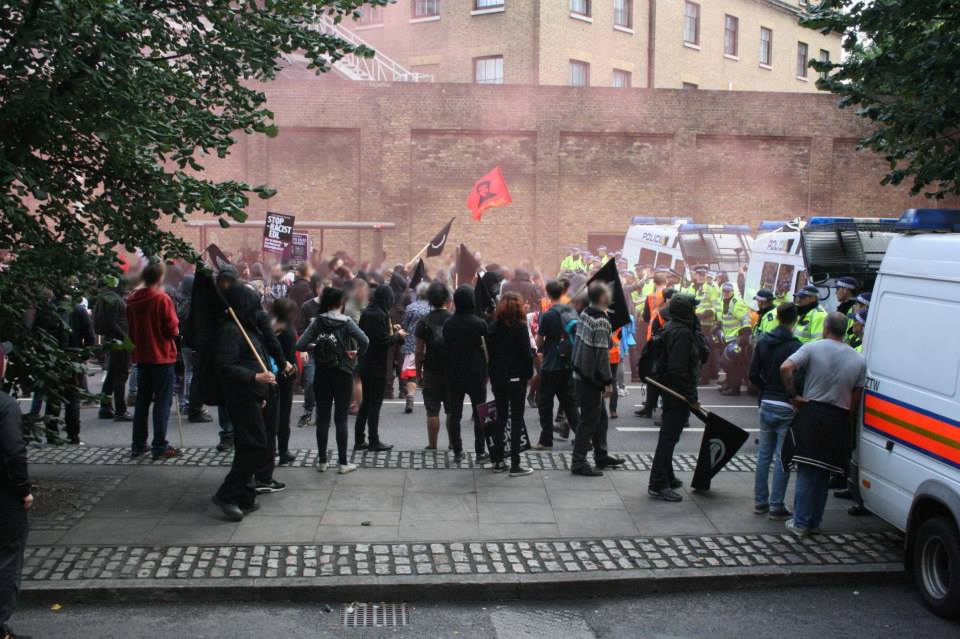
[354,284,406,452]
[295,287,368,474]
[488,292,535,476]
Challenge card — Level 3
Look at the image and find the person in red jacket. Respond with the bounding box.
[126,260,181,460]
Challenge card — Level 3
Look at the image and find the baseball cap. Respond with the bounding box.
[836,276,859,290]
[754,288,774,302]
[795,285,820,298]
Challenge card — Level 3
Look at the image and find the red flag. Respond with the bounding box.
[466,166,512,221]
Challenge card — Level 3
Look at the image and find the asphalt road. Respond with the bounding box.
[11,583,956,638]
[19,377,762,454]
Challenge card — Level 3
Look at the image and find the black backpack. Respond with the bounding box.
[637,331,666,378]
[545,305,578,363]
[313,324,342,369]
[423,312,448,366]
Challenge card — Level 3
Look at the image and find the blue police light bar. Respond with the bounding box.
[758,220,789,231]
[630,216,689,225]
[808,216,854,225]
[895,209,960,233]
[679,223,751,233]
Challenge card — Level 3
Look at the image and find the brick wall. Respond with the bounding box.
[185,79,958,270]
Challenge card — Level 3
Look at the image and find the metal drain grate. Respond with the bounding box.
[341,602,408,628]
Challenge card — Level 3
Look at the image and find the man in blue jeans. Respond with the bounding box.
[126,261,181,460]
[748,302,802,520]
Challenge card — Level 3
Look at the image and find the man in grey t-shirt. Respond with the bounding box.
[779,312,866,537]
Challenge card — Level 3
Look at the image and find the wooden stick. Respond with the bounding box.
[228,306,270,374]
[643,376,707,419]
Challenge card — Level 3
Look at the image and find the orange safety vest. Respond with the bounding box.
[646,309,666,342]
[609,328,622,364]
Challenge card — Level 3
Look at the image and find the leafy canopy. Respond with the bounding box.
[0,0,383,411]
[804,0,960,199]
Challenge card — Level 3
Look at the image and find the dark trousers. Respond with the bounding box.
[572,380,609,466]
[537,369,579,446]
[0,497,27,626]
[492,380,526,469]
[273,377,294,456]
[643,384,660,414]
[649,401,689,490]
[255,391,280,483]
[131,363,174,455]
[608,363,620,414]
[45,375,81,442]
[315,367,353,465]
[355,369,387,445]
[216,399,269,508]
[100,350,130,414]
[447,380,487,456]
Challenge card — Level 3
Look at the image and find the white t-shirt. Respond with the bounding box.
[786,339,866,410]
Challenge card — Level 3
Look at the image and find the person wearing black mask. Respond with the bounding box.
[443,285,490,462]
[488,292,535,476]
[211,285,277,521]
[355,284,405,451]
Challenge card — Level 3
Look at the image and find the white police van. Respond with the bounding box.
[742,219,807,307]
[621,216,691,274]
[854,208,960,618]
[675,223,753,285]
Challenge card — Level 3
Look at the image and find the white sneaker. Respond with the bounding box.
[338,462,358,475]
[316,460,329,473]
[785,518,811,539]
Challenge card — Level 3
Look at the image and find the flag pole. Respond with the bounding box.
[227,307,270,374]
[454,245,460,288]
[404,241,430,271]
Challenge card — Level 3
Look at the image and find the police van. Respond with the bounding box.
[742,219,807,307]
[675,223,753,285]
[854,208,960,618]
[621,216,691,275]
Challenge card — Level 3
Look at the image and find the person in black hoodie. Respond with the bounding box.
[0,340,32,639]
[488,292,535,476]
[95,281,133,421]
[748,301,802,520]
[648,293,702,502]
[443,285,490,462]
[212,285,276,522]
[256,297,299,484]
[296,287,369,473]
[355,284,406,451]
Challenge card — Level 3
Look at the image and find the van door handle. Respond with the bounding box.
[885,440,895,452]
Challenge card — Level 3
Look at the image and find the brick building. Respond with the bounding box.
[349,0,841,91]
[184,79,957,271]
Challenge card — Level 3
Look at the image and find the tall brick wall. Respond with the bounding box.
[182,79,958,270]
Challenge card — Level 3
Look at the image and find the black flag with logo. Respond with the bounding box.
[427,217,455,257]
[409,259,426,290]
[455,243,481,287]
[690,410,750,490]
[586,258,631,330]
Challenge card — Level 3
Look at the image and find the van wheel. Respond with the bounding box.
[912,516,960,619]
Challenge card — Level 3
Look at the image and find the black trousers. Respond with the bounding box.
[274,376,294,456]
[0,495,27,626]
[216,399,270,508]
[100,350,130,414]
[492,380,526,469]
[537,369,579,446]
[255,389,281,483]
[315,367,353,465]
[608,363,620,414]
[643,383,660,413]
[46,373,82,442]
[355,368,387,446]
[649,401,689,490]
[447,380,487,456]
[572,380,609,466]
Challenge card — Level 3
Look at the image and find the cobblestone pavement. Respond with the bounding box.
[23,531,902,582]
[28,445,758,472]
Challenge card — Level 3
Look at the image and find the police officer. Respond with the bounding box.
[835,276,859,316]
[753,288,778,340]
[847,310,867,352]
[682,266,720,314]
[559,247,586,275]
[793,285,827,344]
[718,282,752,395]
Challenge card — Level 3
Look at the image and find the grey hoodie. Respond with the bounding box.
[295,310,369,375]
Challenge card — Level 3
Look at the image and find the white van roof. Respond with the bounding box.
[881,234,960,284]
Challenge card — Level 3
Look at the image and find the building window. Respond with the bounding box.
[474,0,504,8]
[357,5,384,25]
[724,15,739,56]
[683,2,700,45]
[569,59,589,87]
[614,0,632,28]
[612,69,632,88]
[759,27,773,66]
[796,41,809,78]
[681,82,698,90]
[819,48,830,80]
[473,56,503,84]
[570,0,590,17]
[412,0,440,18]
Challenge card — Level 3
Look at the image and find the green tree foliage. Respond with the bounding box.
[0,0,383,420]
[804,1,960,199]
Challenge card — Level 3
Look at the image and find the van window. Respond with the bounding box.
[776,264,795,296]
[655,252,672,268]
[870,291,960,397]
[760,262,778,290]
[639,248,657,267]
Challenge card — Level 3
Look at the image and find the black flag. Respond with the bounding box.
[427,217,455,257]
[409,259,426,290]
[455,243,481,286]
[586,259,630,330]
[690,411,750,490]
[204,243,230,270]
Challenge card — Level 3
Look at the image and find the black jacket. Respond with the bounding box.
[488,320,534,387]
[287,277,314,310]
[296,297,321,335]
[749,325,802,403]
[359,285,403,376]
[94,289,129,341]
[444,287,489,381]
[216,286,273,401]
[501,270,541,312]
[660,295,701,404]
[0,392,29,500]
